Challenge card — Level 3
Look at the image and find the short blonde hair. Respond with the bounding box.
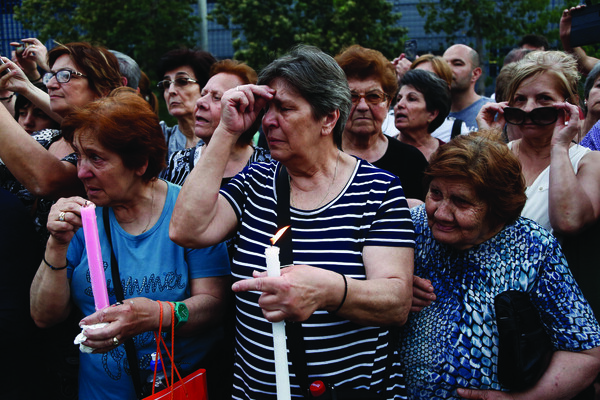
[506,51,580,106]
[411,54,453,86]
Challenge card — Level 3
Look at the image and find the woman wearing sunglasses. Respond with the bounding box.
[156,48,216,160]
[477,50,600,235]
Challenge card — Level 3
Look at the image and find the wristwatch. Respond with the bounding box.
[172,302,189,329]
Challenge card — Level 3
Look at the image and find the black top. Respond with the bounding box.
[371,136,428,201]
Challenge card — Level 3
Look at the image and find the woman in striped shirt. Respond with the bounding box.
[171,45,415,399]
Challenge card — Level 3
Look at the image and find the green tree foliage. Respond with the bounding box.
[210,0,408,70]
[416,0,581,91]
[417,0,580,61]
[14,0,202,81]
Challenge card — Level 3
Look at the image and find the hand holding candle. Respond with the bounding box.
[265,226,291,400]
[80,202,110,311]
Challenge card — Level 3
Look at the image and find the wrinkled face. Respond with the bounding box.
[394,85,437,132]
[46,55,98,116]
[194,73,245,142]
[162,65,202,120]
[510,71,565,139]
[17,103,58,135]
[587,75,600,117]
[425,178,499,250]
[344,77,390,138]
[443,46,474,92]
[74,132,142,207]
[262,78,332,163]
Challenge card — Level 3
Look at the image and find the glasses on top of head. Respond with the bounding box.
[504,107,559,126]
[350,90,389,105]
[157,77,199,92]
[43,69,87,86]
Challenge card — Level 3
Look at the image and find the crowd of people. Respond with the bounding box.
[2,4,600,400]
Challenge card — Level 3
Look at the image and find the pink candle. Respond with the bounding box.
[80,202,110,310]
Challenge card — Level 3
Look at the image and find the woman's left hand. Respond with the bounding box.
[551,101,581,147]
[11,38,49,73]
[232,265,337,322]
[78,297,159,353]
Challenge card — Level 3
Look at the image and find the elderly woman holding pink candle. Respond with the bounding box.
[30,89,230,400]
[170,45,414,399]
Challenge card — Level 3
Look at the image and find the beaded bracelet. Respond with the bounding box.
[330,273,348,314]
[43,255,68,270]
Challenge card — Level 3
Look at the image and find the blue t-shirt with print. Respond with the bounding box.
[67,181,230,400]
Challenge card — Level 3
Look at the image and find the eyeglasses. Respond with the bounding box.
[350,90,389,105]
[157,77,199,92]
[43,69,87,85]
[504,107,559,126]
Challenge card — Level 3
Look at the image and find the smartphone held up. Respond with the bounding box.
[0,58,11,77]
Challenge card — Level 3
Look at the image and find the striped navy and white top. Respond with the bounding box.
[220,158,415,400]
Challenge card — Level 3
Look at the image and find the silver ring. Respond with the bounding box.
[112,336,119,346]
[58,211,66,222]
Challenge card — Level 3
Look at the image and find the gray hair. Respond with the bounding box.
[110,50,141,89]
[584,61,600,112]
[258,45,351,147]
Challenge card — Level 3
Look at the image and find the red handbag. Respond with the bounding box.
[143,301,208,400]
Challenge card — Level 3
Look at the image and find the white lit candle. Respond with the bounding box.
[265,227,291,400]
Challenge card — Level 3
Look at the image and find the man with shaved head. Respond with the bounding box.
[443,44,492,131]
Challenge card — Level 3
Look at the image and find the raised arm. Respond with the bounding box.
[0,101,80,197]
[0,57,61,123]
[549,102,600,234]
[560,6,599,76]
[170,84,275,248]
[232,245,414,327]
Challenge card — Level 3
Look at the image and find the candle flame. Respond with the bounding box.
[270,226,290,245]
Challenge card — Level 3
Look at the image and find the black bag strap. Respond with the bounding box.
[451,118,463,139]
[275,164,396,399]
[102,207,144,400]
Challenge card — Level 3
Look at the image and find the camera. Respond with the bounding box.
[15,42,30,57]
[404,39,418,62]
[570,4,600,47]
[0,58,10,77]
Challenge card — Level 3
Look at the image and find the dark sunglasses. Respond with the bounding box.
[504,107,559,126]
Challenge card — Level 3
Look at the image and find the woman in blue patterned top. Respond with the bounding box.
[171,45,415,399]
[400,131,600,400]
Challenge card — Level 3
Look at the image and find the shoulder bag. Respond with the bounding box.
[494,290,553,391]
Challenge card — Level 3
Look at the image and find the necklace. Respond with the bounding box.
[141,181,155,234]
[290,150,340,209]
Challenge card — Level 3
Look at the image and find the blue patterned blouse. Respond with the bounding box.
[399,205,600,400]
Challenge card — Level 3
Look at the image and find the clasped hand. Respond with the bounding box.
[78,298,158,354]
[218,84,275,138]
